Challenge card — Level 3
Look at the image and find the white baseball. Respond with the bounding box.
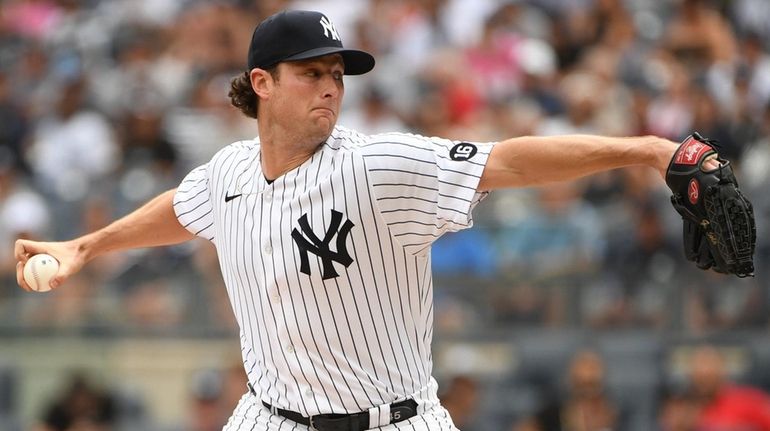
[23,254,59,292]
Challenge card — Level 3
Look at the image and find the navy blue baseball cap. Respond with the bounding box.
[247,10,375,75]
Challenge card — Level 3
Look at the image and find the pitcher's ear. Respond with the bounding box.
[250,68,274,99]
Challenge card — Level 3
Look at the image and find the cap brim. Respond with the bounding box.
[283,47,375,75]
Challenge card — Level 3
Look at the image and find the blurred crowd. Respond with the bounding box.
[2,0,769,334]
[14,342,770,431]
[441,343,770,431]
[2,0,770,429]
[19,358,250,431]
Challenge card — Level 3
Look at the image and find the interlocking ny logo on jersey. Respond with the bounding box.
[292,210,354,279]
[319,16,340,41]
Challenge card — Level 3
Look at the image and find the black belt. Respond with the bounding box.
[250,384,417,431]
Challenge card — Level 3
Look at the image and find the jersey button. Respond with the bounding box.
[263,192,272,203]
[286,345,294,354]
[305,389,313,398]
[272,293,281,303]
[264,245,272,255]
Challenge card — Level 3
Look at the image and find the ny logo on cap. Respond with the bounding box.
[319,16,340,41]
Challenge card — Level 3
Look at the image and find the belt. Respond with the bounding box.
[250,384,418,431]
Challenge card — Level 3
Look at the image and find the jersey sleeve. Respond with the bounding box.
[360,132,494,255]
[173,164,215,242]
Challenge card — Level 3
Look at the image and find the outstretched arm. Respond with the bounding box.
[478,135,679,191]
[15,189,194,291]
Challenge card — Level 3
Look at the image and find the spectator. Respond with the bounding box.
[736,33,770,115]
[495,181,605,280]
[686,345,770,430]
[0,153,50,325]
[220,358,249,417]
[2,0,63,41]
[515,349,623,431]
[656,391,699,431]
[439,375,481,430]
[7,42,58,120]
[740,102,770,277]
[37,373,117,431]
[663,0,738,108]
[682,273,765,333]
[596,201,683,329]
[688,89,739,160]
[338,85,407,135]
[491,280,561,327]
[27,76,118,205]
[0,71,29,174]
[732,0,770,41]
[431,227,498,279]
[645,56,695,140]
[173,369,231,431]
[91,24,177,118]
[115,112,180,214]
[664,0,737,68]
[164,72,254,168]
[464,8,526,104]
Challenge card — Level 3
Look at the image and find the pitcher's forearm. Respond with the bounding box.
[479,135,677,190]
[75,189,195,262]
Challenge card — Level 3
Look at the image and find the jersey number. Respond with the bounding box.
[449,143,478,161]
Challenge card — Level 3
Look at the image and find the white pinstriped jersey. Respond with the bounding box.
[173,125,493,421]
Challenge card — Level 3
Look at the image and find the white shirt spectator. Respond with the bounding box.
[29,111,118,200]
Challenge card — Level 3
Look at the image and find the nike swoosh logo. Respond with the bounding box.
[224,193,242,203]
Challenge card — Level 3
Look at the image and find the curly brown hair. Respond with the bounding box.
[228,67,279,119]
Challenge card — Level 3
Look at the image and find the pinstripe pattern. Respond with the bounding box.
[174,126,492,429]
